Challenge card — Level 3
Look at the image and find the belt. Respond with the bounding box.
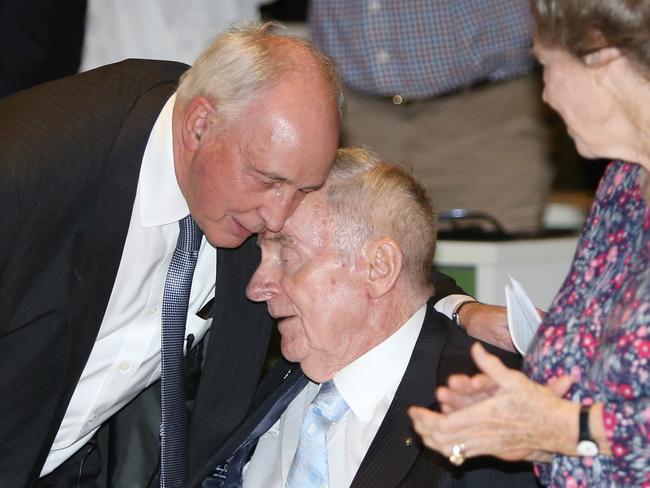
[375,78,500,106]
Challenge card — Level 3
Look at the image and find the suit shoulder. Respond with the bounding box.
[436,314,523,383]
[89,59,189,90]
[0,59,184,156]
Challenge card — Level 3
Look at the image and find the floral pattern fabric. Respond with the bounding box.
[526,161,650,487]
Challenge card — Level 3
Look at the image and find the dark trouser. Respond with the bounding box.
[35,335,205,487]
[341,75,556,233]
[36,428,107,488]
[35,381,161,488]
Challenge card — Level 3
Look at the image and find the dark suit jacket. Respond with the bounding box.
[0,61,467,487]
[0,60,274,487]
[196,300,541,488]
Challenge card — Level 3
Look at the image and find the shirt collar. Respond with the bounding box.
[333,304,426,422]
[139,93,190,227]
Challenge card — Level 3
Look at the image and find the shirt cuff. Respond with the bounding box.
[434,294,476,320]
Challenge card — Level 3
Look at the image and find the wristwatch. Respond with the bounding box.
[452,300,475,328]
[576,405,599,456]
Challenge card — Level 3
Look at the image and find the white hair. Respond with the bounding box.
[176,22,344,123]
[326,147,438,290]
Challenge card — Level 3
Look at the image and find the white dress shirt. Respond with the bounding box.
[434,294,476,320]
[242,305,427,488]
[42,94,217,476]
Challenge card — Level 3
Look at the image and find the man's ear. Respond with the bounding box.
[584,46,622,68]
[181,96,216,151]
[363,238,403,298]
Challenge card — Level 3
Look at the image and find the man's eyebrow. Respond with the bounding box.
[298,182,324,193]
[258,232,292,244]
[269,232,291,243]
[258,170,288,183]
[256,169,323,193]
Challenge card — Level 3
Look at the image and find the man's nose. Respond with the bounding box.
[259,189,301,233]
[246,266,281,302]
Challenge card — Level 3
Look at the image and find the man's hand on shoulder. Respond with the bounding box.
[457,302,516,353]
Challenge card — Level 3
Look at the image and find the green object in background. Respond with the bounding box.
[436,265,476,297]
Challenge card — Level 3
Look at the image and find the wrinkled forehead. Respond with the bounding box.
[259,193,332,250]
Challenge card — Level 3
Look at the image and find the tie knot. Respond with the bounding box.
[311,380,349,423]
[178,215,203,251]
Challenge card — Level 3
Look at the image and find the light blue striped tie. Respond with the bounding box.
[285,381,349,488]
[160,215,203,487]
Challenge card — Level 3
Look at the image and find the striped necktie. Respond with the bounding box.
[285,381,349,488]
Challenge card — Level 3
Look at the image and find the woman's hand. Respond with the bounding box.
[436,372,497,414]
[408,342,575,462]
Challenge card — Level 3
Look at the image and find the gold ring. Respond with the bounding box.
[449,443,466,466]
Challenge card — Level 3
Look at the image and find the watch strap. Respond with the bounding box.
[579,405,592,442]
[452,300,474,328]
[577,405,599,456]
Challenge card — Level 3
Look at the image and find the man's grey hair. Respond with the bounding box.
[177,22,345,122]
[326,147,437,290]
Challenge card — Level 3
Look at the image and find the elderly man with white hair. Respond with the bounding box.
[199,148,539,488]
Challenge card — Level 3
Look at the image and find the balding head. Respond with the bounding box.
[177,22,345,124]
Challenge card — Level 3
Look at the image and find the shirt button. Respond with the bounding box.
[118,361,131,373]
[88,414,96,423]
[148,305,158,316]
[368,0,381,12]
[376,49,390,65]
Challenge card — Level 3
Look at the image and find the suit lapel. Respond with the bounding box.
[351,301,449,488]
[191,364,305,486]
[65,82,177,379]
[188,238,275,483]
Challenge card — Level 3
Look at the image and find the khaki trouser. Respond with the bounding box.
[341,74,555,233]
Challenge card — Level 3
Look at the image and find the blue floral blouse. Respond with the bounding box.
[525,161,650,487]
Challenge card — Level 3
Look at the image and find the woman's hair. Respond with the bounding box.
[533,0,650,71]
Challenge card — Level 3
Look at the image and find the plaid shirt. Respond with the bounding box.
[309,0,535,99]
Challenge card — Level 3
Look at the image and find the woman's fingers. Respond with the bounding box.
[470,342,526,390]
[409,405,529,460]
[547,375,574,397]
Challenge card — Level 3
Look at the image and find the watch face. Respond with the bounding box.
[577,440,599,457]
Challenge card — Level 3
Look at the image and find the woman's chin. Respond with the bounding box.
[574,139,600,160]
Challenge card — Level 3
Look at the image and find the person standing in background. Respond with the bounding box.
[310,0,554,233]
[80,0,270,71]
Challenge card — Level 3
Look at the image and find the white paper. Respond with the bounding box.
[505,275,542,355]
